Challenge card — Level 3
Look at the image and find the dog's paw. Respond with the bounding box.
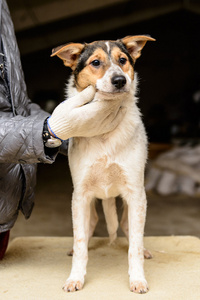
[144,248,153,259]
[130,280,149,294]
[63,279,84,292]
[108,232,117,245]
[67,249,74,256]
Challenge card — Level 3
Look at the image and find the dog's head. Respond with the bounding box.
[51,35,155,95]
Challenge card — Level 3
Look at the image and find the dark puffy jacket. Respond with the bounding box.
[0,0,57,232]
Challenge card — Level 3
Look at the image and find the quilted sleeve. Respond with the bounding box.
[0,111,58,164]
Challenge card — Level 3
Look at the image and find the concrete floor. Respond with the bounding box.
[11,155,200,240]
[3,236,200,300]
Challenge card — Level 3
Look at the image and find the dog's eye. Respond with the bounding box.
[119,57,127,65]
[91,60,101,67]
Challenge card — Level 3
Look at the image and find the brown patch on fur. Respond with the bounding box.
[111,47,134,80]
[76,48,110,91]
[138,247,143,257]
[83,156,127,195]
[136,205,146,225]
[77,238,84,243]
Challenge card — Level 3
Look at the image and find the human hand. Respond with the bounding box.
[47,86,126,140]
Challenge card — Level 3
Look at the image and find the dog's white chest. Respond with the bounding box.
[82,155,126,199]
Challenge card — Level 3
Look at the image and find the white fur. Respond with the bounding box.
[63,64,149,293]
[105,41,110,53]
[96,63,132,93]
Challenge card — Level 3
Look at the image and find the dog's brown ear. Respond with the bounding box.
[51,43,84,70]
[121,35,155,61]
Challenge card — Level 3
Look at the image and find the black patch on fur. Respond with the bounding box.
[74,41,108,81]
[115,41,135,67]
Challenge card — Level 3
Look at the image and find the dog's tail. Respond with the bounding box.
[102,198,118,244]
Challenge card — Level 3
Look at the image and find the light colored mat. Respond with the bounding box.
[1,236,200,300]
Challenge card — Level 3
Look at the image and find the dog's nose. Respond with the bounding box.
[111,75,126,89]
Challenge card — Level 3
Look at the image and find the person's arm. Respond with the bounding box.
[0,111,53,164]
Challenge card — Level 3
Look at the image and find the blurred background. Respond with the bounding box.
[7,0,200,240]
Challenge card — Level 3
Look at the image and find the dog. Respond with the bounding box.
[51,35,155,293]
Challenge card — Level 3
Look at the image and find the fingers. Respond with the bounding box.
[80,97,122,115]
[77,98,126,129]
[105,106,127,131]
[72,86,96,107]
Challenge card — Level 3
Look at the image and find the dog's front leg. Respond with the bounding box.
[63,193,91,292]
[125,187,149,294]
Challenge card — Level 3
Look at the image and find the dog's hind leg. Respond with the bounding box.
[88,199,99,240]
[102,197,118,244]
[120,200,129,239]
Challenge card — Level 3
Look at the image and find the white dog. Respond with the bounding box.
[51,35,155,293]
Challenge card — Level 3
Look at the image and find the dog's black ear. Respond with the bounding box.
[51,43,85,70]
[121,35,155,61]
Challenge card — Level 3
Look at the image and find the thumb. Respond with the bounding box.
[73,85,96,107]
